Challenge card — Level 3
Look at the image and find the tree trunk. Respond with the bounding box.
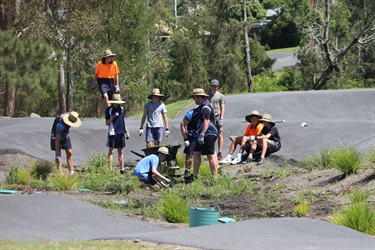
[66,41,74,111]
[4,83,16,117]
[243,0,253,93]
[58,63,66,114]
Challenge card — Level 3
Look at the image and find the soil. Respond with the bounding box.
[1,153,375,229]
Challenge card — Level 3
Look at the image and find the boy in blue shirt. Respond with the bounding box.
[134,147,171,188]
[105,94,130,173]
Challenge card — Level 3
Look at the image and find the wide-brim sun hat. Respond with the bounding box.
[210,79,220,86]
[63,111,82,128]
[148,88,165,99]
[109,94,126,104]
[158,146,170,155]
[245,110,262,123]
[102,49,117,59]
[259,114,275,125]
[191,88,208,97]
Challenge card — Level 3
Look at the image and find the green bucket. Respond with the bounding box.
[189,205,220,227]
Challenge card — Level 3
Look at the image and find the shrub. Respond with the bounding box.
[30,160,54,180]
[104,178,134,195]
[5,165,20,184]
[48,173,80,191]
[331,203,375,236]
[331,146,363,175]
[294,200,310,217]
[158,192,189,223]
[83,152,109,172]
[18,169,32,185]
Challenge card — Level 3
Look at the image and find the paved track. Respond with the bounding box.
[0,89,374,249]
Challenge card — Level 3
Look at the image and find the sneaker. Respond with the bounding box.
[246,157,254,164]
[257,158,265,165]
[230,156,242,165]
[217,152,223,160]
[220,156,232,164]
[120,169,125,174]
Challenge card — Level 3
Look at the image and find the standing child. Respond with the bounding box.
[139,88,169,148]
[105,94,130,173]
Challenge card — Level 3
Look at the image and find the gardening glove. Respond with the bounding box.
[230,135,236,141]
[115,85,120,92]
[55,152,61,162]
[165,128,170,137]
[139,128,143,136]
[111,112,119,119]
[163,177,171,183]
[184,138,190,147]
[218,119,224,127]
[125,131,130,140]
[198,133,205,145]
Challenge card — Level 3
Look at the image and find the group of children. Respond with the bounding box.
[51,49,281,186]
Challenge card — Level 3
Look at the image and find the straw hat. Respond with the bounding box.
[62,111,82,128]
[158,146,170,155]
[245,110,262,123]
[109,94,126,104]
[148,88,164,99]
[259,114,275,125]
[191,88,208,97]
[102,49,116,59]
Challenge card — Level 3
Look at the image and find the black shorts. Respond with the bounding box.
[106,134,125,148]
[140,172,157,185]
[194,135,217,155]
[50,138,72,150]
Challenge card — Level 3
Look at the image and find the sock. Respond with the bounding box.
[69,171,74,175]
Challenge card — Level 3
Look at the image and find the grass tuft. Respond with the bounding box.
[331,202,375,236]
[158,192,189,223]
[294,200,310,217]
[331,146,363,175]
[30,160,54,180]
[48,173,80,191]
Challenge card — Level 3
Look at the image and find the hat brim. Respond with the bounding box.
[259,119,275,125]
[158,150,170,156]
[109,100,126,104]
[191,93,209,97]
[148,94,164,99]
[102,54,117,59]
[62,114,82,128]
[245,114,262,123]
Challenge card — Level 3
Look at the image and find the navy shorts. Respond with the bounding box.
[98,78,114,100]
[50,138,72,150]
[140,172,157,185]
[183,136,197,155]
[194,135,217,155]
[107,134,126,148]
[146,127,163,143]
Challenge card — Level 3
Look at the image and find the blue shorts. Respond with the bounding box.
[106,134,125,149]
[50,138,72,150]
[194,135,217,155]
[146,127,163,143]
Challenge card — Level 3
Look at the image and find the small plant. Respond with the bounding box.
[18,169,32,185]
[298,147,332,170]
[48,173,80,190]
[158,192,189,223]
[331,146,363,175]
[83,152,110,172]
[30,160,53,180]
[346,189,372,203]
[293,200,310,217]
[331,202,375,236]
[104,179,134,195]
[364,148,375,165]
[5,165,20,184]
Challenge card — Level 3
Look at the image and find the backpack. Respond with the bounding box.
[51,114,69,139]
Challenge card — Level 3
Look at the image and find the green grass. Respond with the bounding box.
[294,200,310,217]
[331,202,375,236]
[48,173,80,191]
[157,192,189,223]
[129,99,193,119]
[346,189,372,204]
[331,146,363,175]
[266,46,300,53]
